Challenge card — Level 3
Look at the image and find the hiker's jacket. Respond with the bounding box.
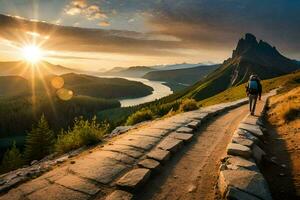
[246,78,262,96]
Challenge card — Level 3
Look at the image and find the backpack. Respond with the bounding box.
[248,80,258,94]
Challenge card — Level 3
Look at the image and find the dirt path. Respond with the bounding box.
[135,101,265,200]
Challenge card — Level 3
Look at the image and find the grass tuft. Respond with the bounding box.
[55,116,109,154]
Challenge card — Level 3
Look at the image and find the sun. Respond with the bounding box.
[21,45,43,64]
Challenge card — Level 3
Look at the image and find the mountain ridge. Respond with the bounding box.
[187,33,300,101]
[0,60,75,78]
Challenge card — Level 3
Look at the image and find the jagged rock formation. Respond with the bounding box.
[185,33,300,101]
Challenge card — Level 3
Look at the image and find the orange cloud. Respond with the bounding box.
[64,0,107,20]
[98,21,110,27]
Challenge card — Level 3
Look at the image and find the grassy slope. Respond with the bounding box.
[0,73,153,99]
[198,70,300,107]
[62,73,153,99]
[143,65,220,85]
[0,94,120,138]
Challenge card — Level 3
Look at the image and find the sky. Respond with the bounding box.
[0,0,299,71]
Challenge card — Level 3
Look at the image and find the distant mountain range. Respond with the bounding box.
[143,64,220,91]
[0,61,74,78]
[101,66,156,78]
[182,33,300,101]
[100,62,217,78]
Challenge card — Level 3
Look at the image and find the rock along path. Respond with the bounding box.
[0,98,252,200]
[135,97,267,200]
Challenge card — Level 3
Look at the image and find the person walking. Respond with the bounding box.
[246,74,262,115]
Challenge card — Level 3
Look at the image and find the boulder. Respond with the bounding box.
[138,159,161,171]
[146,149,170,162]
[176,127,194,134]
[157,138,183,153]
[168,133,193,143]
[226,156,258,171]
[219,169,272,200]
[232,137,254,147]
[116,168,151,190]
[227,143,251,159]
[186,120,201,130]
[226,186,261,200]
[105,190,133,200]
[239,123,264,138]
[233,129,259,145]
[110,126,133,137]
[252,144,266,164]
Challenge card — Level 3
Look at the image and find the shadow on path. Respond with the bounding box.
[261,121,299,200]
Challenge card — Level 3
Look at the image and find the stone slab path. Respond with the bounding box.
[0,99,248,200]
[135,98,267,200]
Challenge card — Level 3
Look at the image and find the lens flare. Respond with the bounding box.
[51,76,64,89]
[56,88,73,101]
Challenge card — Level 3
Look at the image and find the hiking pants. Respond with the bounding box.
[249,94,258,114]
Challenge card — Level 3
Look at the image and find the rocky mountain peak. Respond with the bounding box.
[232,33,258,58]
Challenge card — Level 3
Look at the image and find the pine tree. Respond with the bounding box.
[1,141,24,173]
[24,114,55,161]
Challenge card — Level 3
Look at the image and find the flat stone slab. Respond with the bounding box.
[226,156,257,171]
[138,159,160,171]
[233,130,259,144]
[69,156,127,184]
[116,168,151,190]
[219,169,272,200]
[131,128,169,138]
[87,151,136,165]
[55,174,100,195]
[186,120,201,130]
[252,144,266,164]
[18,178,49,195]
[232,137,254,147]
[102,144,144,159]
[168,132,193,143]
[187,112,209,120]
[113,135,159,150]
[226,186,261,200]
[227,143,251,158]
[242,115,263,126]
[239,123,264,138]
[146,149,170,162]
[105,190,133,200]
[157,138,183,153]
[27,184,89,200]
[176,127,194,134]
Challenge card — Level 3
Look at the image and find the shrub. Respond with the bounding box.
[55,116,109,154]
[126,109,154,125]
[24,115,55,161]
[283,106,300,122]
[179,98,198,112]
[1,141,24,173]
[152,101,181,117]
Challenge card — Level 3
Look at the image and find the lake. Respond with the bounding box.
[97,76,173,107]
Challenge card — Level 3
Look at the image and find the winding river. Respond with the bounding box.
[119,77,173,107]
[98,76,173,107]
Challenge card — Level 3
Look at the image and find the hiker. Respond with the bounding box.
[246,74,262,115]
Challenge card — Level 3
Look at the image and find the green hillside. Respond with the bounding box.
[198,70,300,107]
[161,33,300,102]
[0,76,29,97]
[143,64,220,92]
[0,73,153,99]
[61,73,153,99]
[112,34,300,127]
[0,73,152,139]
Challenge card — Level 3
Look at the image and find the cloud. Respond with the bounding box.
[98,21,110,27]
[147,0,300,57]
[0,14,183,57]
[64,0,107,21]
